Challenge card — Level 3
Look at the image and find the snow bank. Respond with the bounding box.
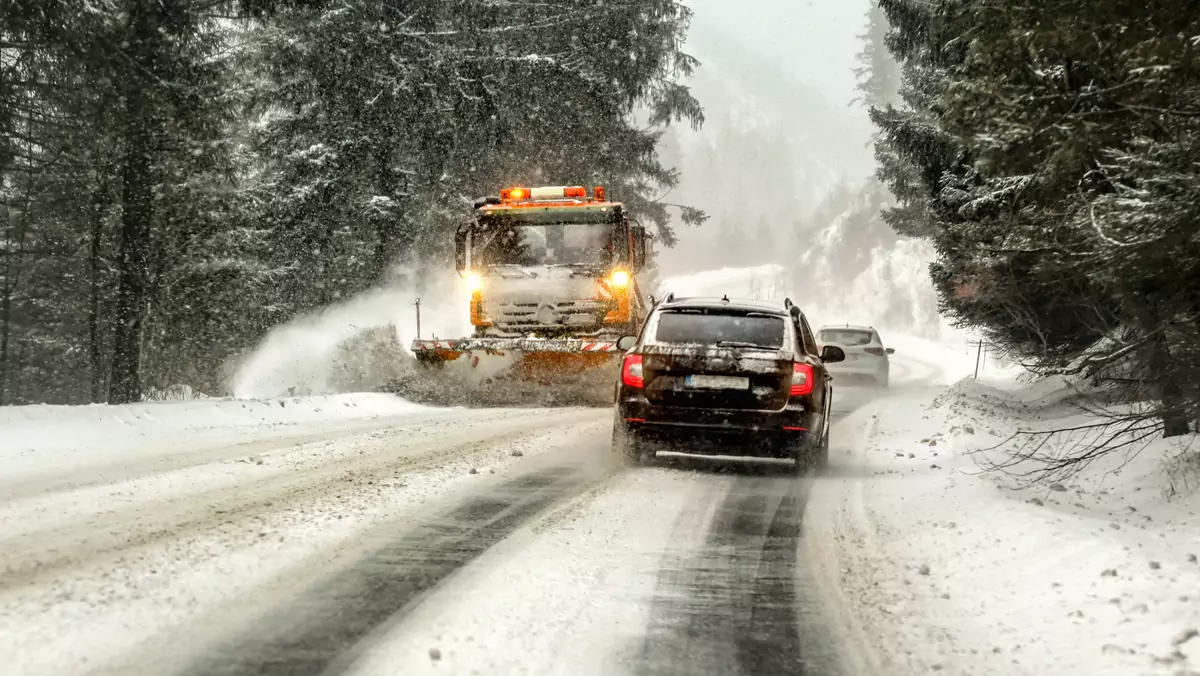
[801,234,946,336]
[814,377,1200,676]
[657,264,789,301]
[0,394,432,472]
[658,264,970,347]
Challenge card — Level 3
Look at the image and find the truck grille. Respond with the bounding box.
[488,299,612,330]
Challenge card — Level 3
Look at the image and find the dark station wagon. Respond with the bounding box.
[611,295,845,473]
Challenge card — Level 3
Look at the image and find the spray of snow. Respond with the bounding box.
[231,270,471,399]
[799,236,948,337]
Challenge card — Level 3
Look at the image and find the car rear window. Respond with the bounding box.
[819,329,875,346]
[653,311,786,348]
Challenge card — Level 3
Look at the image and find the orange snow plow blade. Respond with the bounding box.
[408,337,623,405]
[412,337,623,363]
[508,351,615,383]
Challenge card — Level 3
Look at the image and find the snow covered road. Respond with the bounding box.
[180,460,846,676]
[9,330,1193,676]
[0,403,615,676]
[0,388,886,676]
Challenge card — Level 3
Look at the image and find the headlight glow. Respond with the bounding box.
[466,272,484,292]
[609,270,631,288]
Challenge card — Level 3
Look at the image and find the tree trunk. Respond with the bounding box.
[10,340,23,404]
[89,179,108,402]
[0,240,11,407]
[1147,329,1190,438]
[1122,289,1190,438]
[1,145,34,405]
[370,147,401,281]
[0,54,11,404]
[109,5,161,404]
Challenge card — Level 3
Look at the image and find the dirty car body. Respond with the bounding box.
[612,296,845,472]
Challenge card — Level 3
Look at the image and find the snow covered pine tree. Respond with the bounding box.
[874,0,1200,443]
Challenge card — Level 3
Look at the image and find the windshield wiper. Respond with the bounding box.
[715,340,779,350]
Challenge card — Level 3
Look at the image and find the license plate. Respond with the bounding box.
[684,374,750,390]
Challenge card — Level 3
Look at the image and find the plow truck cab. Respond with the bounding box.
[412,186,651,389]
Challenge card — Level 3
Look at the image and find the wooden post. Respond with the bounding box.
[974,340,984,379]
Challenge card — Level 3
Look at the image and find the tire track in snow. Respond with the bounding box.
[1,412,466,502]
[638,472,844,676]
[0,410,597,593]
[733,483,806,675]
[182,462,610,676]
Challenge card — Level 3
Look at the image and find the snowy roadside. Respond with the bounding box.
[0,393,451,481]
[0,393,610,676]
[811,377,1200,676]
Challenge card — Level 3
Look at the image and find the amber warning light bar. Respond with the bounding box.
[499,186,605,203]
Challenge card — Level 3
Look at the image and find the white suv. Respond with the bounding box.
[817,325,894,388]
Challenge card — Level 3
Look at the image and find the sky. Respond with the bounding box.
[657,0,877,275]
[684,0,870,110]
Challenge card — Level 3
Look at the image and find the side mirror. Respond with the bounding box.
[617,336,637,351]
[629,223,648,273]
[821,345,846,363]
[886,348,895,355]
[454,226,470,274]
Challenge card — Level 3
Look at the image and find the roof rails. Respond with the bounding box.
[657,293,802,313]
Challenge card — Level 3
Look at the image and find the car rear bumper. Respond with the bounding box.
[623,424,809,458]
[616,397,816,457]
[829,362,887,384]
[829,361,886,375]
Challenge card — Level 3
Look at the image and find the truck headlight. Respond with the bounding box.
[609,270,630,288]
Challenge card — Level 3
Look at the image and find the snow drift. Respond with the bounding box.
[809,372,1200,676]
[658,262,956,343]
[0,393,431,465]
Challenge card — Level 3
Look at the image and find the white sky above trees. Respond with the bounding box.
[660,0,876,274]
[686,0,868,108]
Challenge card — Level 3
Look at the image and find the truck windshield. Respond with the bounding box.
[478,223,613,267]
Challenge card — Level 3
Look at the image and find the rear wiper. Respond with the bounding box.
[715,340,779,350]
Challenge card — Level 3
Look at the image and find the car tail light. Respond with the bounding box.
[864,347,885,356]
[622,355,644,388]
[790,363,814,397]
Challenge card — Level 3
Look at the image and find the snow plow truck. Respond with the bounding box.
[411,185,651,402]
